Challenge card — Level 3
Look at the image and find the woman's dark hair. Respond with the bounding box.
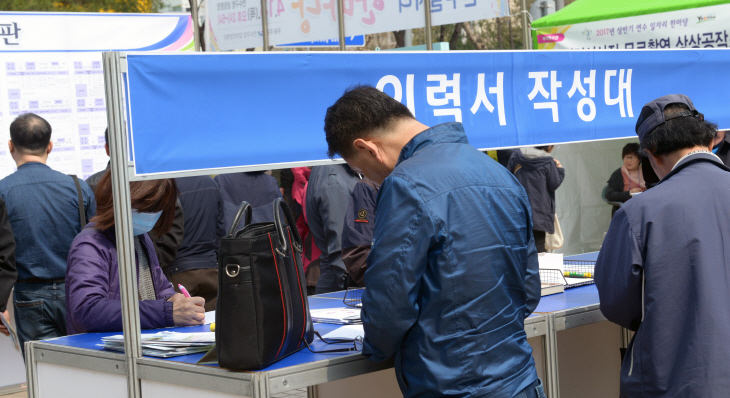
[621,143,640,159]
[91,170,178,236]
[324,85,414,159]
[640,104,717,156]
[536,145,552,152]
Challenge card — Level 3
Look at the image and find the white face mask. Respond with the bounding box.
[131,209,162,236]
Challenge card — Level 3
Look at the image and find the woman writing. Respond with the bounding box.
[65,172,205,334]
[605,143,646,216]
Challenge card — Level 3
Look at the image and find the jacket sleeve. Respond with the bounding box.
[341,184,376,287]
[506,152,518,174]
[66,239,174,334]
[605,169,631,202]
[151,199,185,273]
[0,199,15,313]
[524,231,541,317]
[216,186,226,243]
[361,176,435,362]
[546,162,565,191]
[595,209,644,331]
[82,182,96,223]
[320,176,353,273]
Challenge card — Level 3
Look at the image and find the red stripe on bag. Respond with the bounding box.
[268,233,287,359]
[288,230,307,348]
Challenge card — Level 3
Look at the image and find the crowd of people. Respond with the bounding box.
[0,89,728,397]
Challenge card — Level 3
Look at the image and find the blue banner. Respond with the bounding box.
[276,36,366,47]
[125,49,730,176]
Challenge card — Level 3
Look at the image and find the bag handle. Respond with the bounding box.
[272,198,303,256]
[227,201,252,237]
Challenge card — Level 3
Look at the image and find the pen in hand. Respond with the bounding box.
[178,284,191,298]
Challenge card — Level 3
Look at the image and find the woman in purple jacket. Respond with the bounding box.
[65,172,205,334]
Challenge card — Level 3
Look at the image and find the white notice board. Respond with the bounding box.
[0,12,194,180]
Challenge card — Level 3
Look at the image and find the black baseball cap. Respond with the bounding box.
[635,94,704,142]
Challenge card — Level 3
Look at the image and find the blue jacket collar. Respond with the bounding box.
[658,152,730,185]
[397,122,469,166]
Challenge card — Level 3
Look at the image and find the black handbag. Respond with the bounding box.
[216,199,314,370]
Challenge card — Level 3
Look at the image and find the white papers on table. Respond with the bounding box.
[538,253,564,271]
[322,324,365,340]
[100,331,215,358]
[0,312,19,352]
[204,311,215,325]
[310,308,361,324]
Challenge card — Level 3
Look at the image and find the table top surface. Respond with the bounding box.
[42,252,601,372]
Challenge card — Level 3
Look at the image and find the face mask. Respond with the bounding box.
[131,210,162,236]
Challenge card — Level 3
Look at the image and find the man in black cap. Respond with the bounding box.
[595,94,730,397]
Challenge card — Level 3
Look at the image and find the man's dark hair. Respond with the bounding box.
[324,85,414,159]
[104,127,109,147]
[10,113,52,155]
[621,143,640,159]
[640,104,717,156]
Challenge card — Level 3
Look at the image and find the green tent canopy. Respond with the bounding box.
[531,0,730,28]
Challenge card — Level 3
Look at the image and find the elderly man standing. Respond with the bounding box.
[596,94,730,397]
[323,86,542,398]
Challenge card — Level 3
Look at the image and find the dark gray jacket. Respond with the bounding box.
[596,153,730,397]
[305,164,360,283]
[170,176,225,275]
[507,148,565,234]
[85,163,108,194]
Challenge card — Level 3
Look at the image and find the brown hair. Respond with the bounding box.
[91,170,178,236]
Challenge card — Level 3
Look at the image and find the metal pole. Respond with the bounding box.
[260,0,270,50]
[521,0,531,50]
[103,51,142,398]
[191,0,200,52]
[337,0,346,51]
[424,0,433,50]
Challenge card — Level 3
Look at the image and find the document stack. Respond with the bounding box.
[310,308,361,324]
[100,331,215,358]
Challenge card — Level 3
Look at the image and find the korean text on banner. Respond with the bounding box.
[534,3,730,50]
[206,0,511,51]
[122,49,730,177]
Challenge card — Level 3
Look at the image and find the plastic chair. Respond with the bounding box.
[601,185,624,207]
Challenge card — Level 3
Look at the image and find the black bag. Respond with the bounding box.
[216,199,314,370]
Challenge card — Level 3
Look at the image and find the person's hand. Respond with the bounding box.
[172,297,205,326]
[629,188,642,194]
[554,159,563,168]
[0,310,10,336]
[167,293,185,303]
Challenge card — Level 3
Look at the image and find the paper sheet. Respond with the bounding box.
[0,312,19,352]
[538,253,564,271]
[321,325,365,340]
[204,311,215,325]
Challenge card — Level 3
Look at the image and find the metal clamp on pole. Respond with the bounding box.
[424,0,433,50]
[337,0,346,51]
[103,51,143,398]
[260,0,270,50]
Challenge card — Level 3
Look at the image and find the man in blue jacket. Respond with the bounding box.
[596,94,730,397]
[323,86,542,398]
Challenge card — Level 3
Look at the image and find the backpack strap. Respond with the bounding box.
[70,175,87,227]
